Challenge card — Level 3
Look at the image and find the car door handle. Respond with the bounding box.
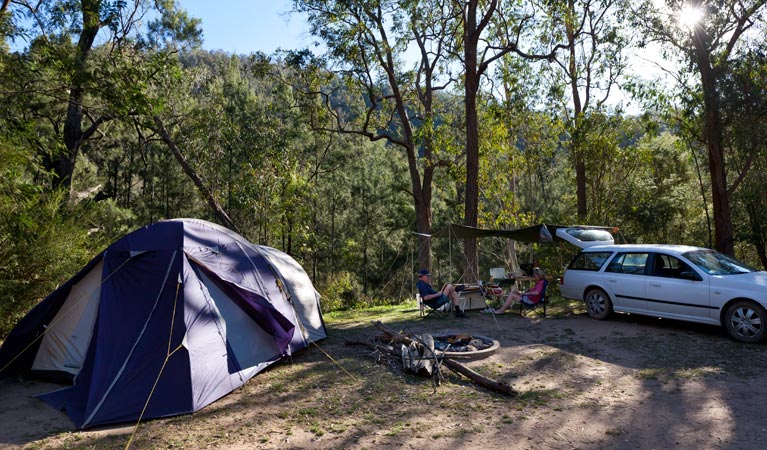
[649,282,661,287]
[608,279,617,283]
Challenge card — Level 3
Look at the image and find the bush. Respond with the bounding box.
[0,143,135,337]
[316,271,359,312]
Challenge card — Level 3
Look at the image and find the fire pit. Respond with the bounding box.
[431,334,500,360]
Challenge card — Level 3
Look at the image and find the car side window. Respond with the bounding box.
[651,254,698,279]
[568,252,612,271]
[605,253,649,275]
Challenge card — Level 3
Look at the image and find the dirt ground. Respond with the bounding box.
[2,306,767,450]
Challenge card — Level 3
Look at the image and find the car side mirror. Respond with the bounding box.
[679,270,701,281]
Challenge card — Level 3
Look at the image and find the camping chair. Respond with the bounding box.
[417,293,451,318]
[520,279,549,317]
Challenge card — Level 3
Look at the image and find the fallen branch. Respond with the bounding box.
[368,321,517,396]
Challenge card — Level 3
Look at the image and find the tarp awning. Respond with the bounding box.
[432,223,615,244]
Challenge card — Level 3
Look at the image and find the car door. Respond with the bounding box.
[560,251,614,300]
[644,253,712,322]
[602,252,650,313]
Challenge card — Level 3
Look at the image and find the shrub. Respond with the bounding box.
[316,271,359,312]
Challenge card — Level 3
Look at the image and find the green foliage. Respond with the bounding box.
[0,141,134,337]
[726,49,767,267]
[145,0,203,49]
[608,132,707,245]
[316,271,409,312]
[316,271,359,311]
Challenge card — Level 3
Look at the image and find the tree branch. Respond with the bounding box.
[152,115,239,232]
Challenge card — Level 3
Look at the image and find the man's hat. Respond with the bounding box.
[417,269,431,277]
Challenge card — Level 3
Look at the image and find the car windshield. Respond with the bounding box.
[683,250,757,275]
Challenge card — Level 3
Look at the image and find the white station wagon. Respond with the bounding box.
[559,244,767,343]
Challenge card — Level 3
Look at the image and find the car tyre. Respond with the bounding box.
[724,300,767,343]
[585,288,612,320]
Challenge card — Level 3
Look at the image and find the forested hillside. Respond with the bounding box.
[1,0,765,336]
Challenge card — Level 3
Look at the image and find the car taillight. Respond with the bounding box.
[559,275,564,285]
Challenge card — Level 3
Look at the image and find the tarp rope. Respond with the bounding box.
[268,271,354,382]
[0,254,132,375]
[287,283,355,381]
[125,280,184,450]
[309,340,357,381]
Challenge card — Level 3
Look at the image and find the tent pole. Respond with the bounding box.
[409,234,412,298]
[449,225,453,282]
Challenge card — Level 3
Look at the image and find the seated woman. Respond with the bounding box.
[416,269,468,318]
[491,267,546,314]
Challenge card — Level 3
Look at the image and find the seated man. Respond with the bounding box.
[490,267,546,314]
[416,269,467,318]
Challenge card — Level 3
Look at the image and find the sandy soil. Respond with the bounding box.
[2,308,767,449]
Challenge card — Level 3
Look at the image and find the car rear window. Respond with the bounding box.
[564,228,614,242]
[568,252,612,271]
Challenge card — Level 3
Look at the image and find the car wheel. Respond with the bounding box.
[585,288,612,320]
[725,300,767,343]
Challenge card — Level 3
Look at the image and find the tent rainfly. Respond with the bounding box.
[0,218,326,429]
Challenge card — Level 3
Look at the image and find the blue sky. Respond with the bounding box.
[177,1,648,112]
[179,0,314,54]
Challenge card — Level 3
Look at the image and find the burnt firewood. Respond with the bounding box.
[369,321,517,396]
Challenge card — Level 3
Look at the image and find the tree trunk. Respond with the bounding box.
[566,0,587,221]
[574,151,587,221]
[464,88,480,281]
[408,140,434,273]
[56,0,102,191]
[153,116,239,232]
[707,140,733,255]
[415,205,433,272]
[462,0,481,283]
[692,26,734,255]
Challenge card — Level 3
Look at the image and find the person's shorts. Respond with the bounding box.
[425,293,450,310]
[521,295,537,306]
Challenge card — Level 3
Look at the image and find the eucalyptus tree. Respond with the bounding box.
[483,60,551,215]
[478,92,566,274]
[4,0,201,193]
[631,0,767,255]
[293,0,460,273]
[155,52,308,236]
[539,0,629,221]
[452,0,568,281]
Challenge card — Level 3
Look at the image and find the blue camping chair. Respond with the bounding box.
[520,279,549,317]
[417,293,451,318]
